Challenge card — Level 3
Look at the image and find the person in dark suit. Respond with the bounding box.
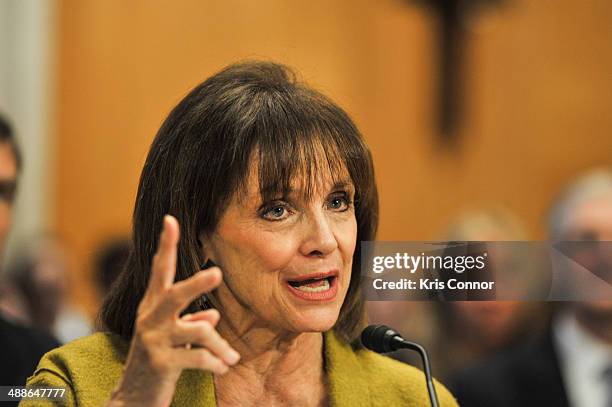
[451,169,612,407]
[449,317,570,407]
[0,314,60,387]
[0,114,59,387]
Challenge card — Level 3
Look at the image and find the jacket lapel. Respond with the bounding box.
[173,369,216,406]
[325,330,372,406]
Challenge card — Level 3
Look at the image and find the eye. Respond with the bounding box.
[0,181,16,203]
[327,193,352,211]
[260,203,292,221]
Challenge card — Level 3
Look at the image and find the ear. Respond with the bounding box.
[197,231,214,267]
[203,258,218,269]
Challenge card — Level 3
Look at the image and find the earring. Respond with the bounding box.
[198,259,217,309]
[200,259,217,269]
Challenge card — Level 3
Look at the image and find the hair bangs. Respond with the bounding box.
[255,133,350,204]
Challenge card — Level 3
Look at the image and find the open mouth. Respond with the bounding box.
[285,271,339,301]
[288,276,335,293]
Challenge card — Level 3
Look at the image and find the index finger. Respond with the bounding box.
[146,215,180,298]
[157,267,222,318]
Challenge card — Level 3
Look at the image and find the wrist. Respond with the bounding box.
[107,373,175,407]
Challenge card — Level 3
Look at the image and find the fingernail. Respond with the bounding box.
[161,215,169,234]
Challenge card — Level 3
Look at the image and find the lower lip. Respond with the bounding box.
[286,277,339,301]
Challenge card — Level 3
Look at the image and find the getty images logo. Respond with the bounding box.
[371,252,488,274]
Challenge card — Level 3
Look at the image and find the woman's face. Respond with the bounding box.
[203,163,357,335]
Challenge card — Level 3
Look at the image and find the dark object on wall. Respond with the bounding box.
[411,0,505,144]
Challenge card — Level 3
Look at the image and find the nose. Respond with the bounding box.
[299,211,338,258]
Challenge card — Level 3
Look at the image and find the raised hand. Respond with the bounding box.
[107,215,239,407]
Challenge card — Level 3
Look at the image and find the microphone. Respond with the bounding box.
[361,325,440,407]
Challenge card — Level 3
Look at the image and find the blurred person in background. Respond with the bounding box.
[93,237,131,301]
[367,209,549,381]
[451,169,612,407]
[0,114,59,386]
[2,237,92,343]
[436,209,550,380]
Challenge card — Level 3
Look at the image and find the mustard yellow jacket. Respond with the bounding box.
[21,330,459,406]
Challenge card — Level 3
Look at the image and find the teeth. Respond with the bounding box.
[294,278,330,292]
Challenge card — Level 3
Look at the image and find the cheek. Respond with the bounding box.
[214,224,301,283]
[337,216,358,263]
[247,233,300,272]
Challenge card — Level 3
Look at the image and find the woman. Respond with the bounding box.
[23,62,458,406]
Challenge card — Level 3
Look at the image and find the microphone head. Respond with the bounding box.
[361,324,403,353]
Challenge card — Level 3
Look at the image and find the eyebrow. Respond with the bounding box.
[0,180,17,202]
[259,178,354,199]
[329,179,355,192]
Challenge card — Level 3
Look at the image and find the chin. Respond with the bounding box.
[290,307,341,333]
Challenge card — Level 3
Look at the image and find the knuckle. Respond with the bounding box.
[193,324,213,344]
[198,321,213,334]
[194,349,213,367]
[164,288,183,308]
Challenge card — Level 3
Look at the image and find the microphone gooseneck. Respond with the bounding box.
[361,324,440,407]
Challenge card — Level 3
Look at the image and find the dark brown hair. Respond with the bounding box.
[0,114,21,172]
[99,61,378,344]
[0,114,21,204]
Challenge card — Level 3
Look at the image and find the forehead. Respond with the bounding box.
[0,143,17,180]
[240,155,353,201]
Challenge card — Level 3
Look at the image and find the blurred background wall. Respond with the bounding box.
[2,0,611,317]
